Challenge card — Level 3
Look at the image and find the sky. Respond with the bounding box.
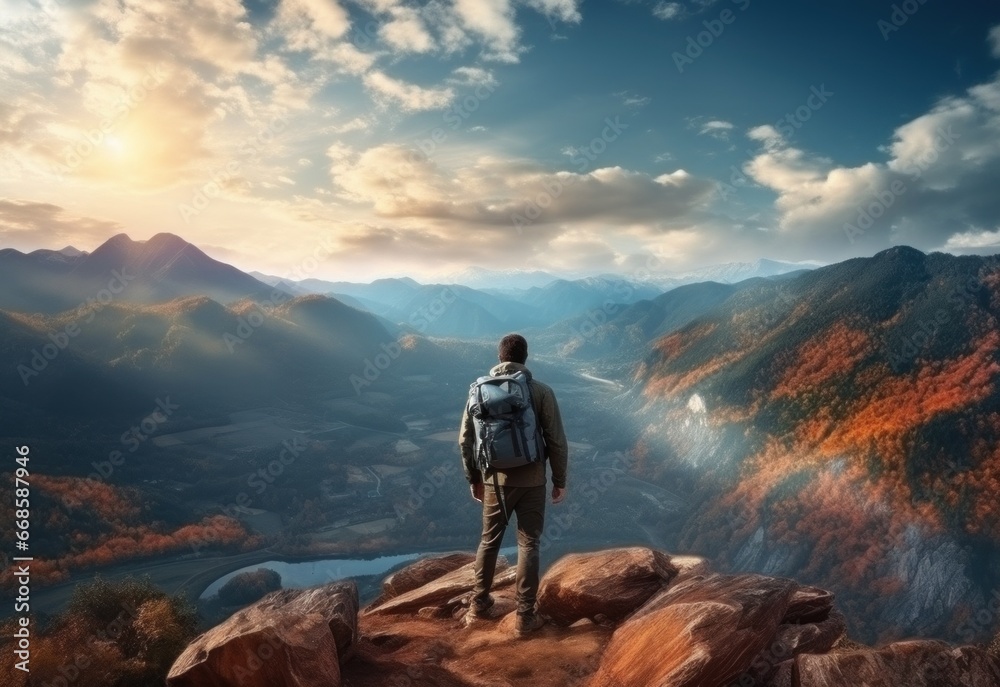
[2,0,1000,282]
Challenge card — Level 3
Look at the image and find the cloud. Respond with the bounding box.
[699,119,735,140]
[0,199,123,249]
[330,116,376,134]
[747,124,784,149]
[447,66,498,89]
[0,0,324,191]
[363,71,455,111]
[523,0,582,23]
[328,143,718,230]
[990,25,1000,58]
[277,0,351,42]
[379,6,435,53]
[614,90,651,108]
[652,2,684,20]
[742,70,1000,259]
[453,0,521,62]
[939,228,1000,253]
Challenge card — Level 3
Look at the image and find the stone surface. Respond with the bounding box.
[344,598,611,687]
[736,609,847,685]
[784,585,835,623]
[588,573,798,687]
[381,553,475,599]
[254,583,359,660]
[365,557,513,616]
[537,547,678,626]
[771,640,1000,687]
[671,554,711,580]
[167,583,358,687]
[167,549,1000,687]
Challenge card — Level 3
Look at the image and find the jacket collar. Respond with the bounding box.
[489,361,533,379]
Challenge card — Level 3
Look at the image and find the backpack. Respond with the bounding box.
[467,370,544,472]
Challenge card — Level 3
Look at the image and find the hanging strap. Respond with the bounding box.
[492,470,510,527]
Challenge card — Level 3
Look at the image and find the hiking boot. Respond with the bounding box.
[467,595,496,620]
[514,613,545,637]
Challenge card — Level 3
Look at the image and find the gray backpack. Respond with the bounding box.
[467,371,544,471]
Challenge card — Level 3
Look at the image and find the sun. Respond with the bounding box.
[104,135,126,156]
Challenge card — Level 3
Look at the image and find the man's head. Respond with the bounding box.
[498,333,528,364]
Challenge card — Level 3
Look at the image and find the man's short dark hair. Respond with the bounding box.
[498,333,528,364]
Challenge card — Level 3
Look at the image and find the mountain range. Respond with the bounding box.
[634,245,1000,641]
[3,232,1000,648]
[0,233,273,314]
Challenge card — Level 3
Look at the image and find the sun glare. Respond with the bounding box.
[104,135,126,156]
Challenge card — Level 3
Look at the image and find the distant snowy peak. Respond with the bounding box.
[446,266,559,290]
[58,245,86,257]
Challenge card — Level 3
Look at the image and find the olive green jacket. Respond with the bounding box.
[459,362,568,488]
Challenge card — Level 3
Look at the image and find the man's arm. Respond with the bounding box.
[458,404,482,485]
[538,385,568,489]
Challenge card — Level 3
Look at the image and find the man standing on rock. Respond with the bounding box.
[459,333,568,636]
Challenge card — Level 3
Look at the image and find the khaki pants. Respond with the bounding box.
[473,483,546,617]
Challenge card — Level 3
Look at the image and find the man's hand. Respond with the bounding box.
[471,483,484,503]
[552,487,566,504]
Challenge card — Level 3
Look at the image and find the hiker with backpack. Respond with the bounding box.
[459,333,568,636]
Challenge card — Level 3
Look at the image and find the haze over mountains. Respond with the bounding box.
[2,232,812,340]
[0,233,273,314]
[634,246,1000,640]
[3,232,1000,647]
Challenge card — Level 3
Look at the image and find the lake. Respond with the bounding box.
[201,547,518,599]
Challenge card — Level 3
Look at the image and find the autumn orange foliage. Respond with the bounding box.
[771,322,871,401]
[1,476,258,587]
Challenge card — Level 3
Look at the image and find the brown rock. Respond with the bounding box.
[588,573,798,687]
[537,547,678,626]
[671,554,711,580]
[736,609,847,685]
[256,583,359,660]
[345,605,611,687]
[365,557,512,616]
[167,581,357,687]
[783,585,835,623]
[381,553,475,599]
[779,640,1000,687]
